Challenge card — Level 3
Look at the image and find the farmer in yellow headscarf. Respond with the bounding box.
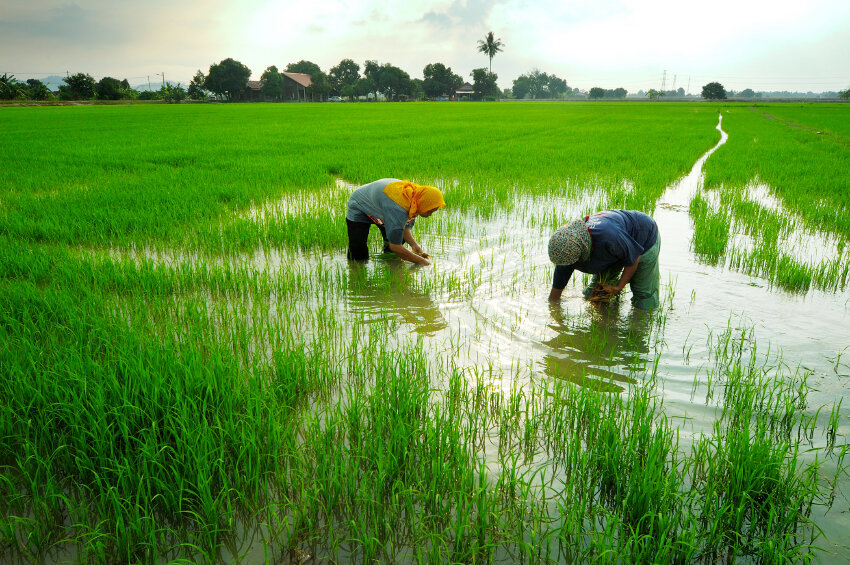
[346,178,446,265]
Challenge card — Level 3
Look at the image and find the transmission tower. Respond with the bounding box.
[661,70,667,91]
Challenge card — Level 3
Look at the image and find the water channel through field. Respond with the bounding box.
[101,115,850,563]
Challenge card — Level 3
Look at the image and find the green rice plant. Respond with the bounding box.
[0,274,322,563]
[689,190,731,264]
[705,105,850,239]
[752,103,850,142]
[1,103,719,253]
[693,104,850,292]
[685,321,844,562]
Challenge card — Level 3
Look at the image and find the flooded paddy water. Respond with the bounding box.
[324,116,850,424]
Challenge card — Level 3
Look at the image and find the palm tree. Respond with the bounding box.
[477,31,504,74]
[0,73,25,100]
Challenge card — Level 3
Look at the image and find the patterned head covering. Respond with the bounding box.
[548,219,591,265]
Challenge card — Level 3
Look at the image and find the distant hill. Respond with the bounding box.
[38,75,66,91]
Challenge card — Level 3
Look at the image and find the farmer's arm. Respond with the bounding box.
[602,256,640,295]
[384,214,430,265]
[403,228,430,259]
[549,265,574,301]
[388,242,430,265]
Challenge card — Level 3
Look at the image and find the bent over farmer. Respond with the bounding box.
[346,178,445,266]
[548,210,660,309]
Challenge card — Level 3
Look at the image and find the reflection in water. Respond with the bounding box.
[346,260,447,336]
[541,301,653,392]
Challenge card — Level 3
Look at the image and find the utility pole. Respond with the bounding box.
[686,76,691,95]
[160,72,165,88]
[148,75,151,91]
[661,70,667,92]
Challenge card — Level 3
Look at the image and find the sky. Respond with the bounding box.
[2,0,850,94]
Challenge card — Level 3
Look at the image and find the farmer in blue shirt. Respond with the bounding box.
[547,210,660,309]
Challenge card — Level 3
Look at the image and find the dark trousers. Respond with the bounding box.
[346,218,395,261]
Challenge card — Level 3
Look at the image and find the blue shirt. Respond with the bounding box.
[346,178,415,245]
[552,210,658,290]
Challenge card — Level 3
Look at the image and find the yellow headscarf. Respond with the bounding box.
[383,180,446,219]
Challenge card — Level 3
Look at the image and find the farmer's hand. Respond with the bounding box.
[600,284,621,297]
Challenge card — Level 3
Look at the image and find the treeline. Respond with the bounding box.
[199,58,503,102]
[0,59,498,103]
[0,72,188,103]
[0,57,582,103]
[9,60,836,103]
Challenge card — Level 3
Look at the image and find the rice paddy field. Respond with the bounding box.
[1,101,849,564]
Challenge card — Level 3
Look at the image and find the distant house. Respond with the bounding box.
[242,72,314,102]
[455,82,474,101]
[282,72,312,102]
[245,80,264,102]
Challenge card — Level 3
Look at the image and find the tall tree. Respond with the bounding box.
[548,76,568,99]
[187,70,207,100]
[0,74,26,100]
[512,69,551,99]
[376,63,412,101]
[701,82,727,100]
[285,60,321,76]
[362,60,381,99]
[470,68,499,100]
[26,79,51,100]
[360,61,412,101]
[588,87,605,100]
[840,87,850,100]
[329,59,360,95]
[590,87,628,99]
[160,83,187,103]
[96,77,124,100]
[59,73,96,100]
[204,58,251,101]
[354,77,377,100]
[423,63,462,99]
[309,72,331,99]
[260,65,283,100]
[477,31,504,73]
[410,78,425,101]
